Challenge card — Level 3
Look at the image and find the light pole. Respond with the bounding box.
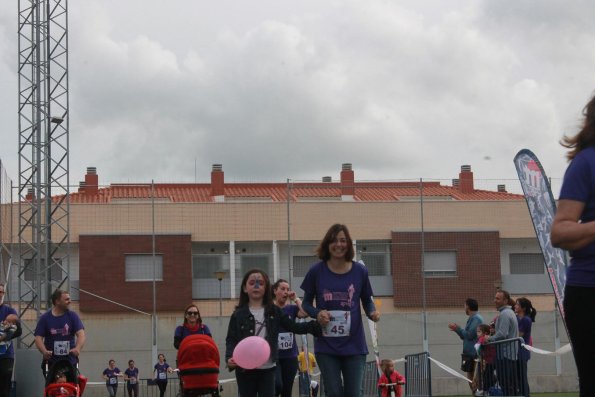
[214,271,227,316]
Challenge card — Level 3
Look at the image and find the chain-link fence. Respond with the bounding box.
[1,166,575,394]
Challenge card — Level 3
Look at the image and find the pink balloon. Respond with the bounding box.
[232,336,271,369]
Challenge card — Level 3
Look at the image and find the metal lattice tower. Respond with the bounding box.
[17,0,70,347]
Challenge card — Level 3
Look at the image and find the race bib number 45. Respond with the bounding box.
[323,310,351,337]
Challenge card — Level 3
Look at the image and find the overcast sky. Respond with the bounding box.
[1,1,594,191]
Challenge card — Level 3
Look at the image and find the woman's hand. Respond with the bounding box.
[227,358,237,370]
[317,310,330,326]
[369,311,380,322]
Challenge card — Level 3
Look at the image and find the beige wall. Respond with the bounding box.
[4,199,535,243]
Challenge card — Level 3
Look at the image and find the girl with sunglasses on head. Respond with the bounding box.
[174,304,212,349]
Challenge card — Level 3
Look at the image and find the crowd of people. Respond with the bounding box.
[3,98,595,396]
[448,291,537,397]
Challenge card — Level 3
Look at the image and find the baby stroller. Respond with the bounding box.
[176,334,221,397]
[44,359,87,397]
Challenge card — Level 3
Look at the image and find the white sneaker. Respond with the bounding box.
[475,389,484,396]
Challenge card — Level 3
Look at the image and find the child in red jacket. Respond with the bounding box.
[377,359,405,397]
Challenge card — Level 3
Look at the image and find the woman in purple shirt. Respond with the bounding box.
[153,354,173,397]
[551,92,595,397]
[515,297,536,397]
[273,279,308,397]
[301,224,380,397]
[124,359,139,397]
[102,359,123,397]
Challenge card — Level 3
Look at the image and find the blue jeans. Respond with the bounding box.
[315,353,365,397]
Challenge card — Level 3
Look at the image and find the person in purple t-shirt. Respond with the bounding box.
[124,359,140,397]
[34,289,86,377]
[551,92,595,397]
[301,224,380,397]
[102,359,123,397]
[153,353,173,397]
[273,279,308,397]
[514,297,536,397]
[0,283,22,397]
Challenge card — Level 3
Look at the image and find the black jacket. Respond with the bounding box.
[225,305,320,367]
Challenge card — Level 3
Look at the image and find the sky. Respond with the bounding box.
[1,0,594,191]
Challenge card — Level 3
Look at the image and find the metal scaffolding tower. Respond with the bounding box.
[17,0,70,347]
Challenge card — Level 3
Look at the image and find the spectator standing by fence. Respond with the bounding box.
[448,298,483,396]
[515,297,536,397]
[551,92,595,397]
[487,290,519,396]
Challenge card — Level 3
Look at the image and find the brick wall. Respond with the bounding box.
[79,234,192,312]
[392,231,501,308]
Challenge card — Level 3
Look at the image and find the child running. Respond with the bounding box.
[377,359,405,397]
[225,269,321,397]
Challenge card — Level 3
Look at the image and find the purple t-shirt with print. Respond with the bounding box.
[300,261,373,356]
[34,309,84,365]
[103,367,121,386]
[278,304,299,359]
[559,146,595,287]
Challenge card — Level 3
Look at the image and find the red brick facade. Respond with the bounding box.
[392,231,501,308]
[79,234,192,312]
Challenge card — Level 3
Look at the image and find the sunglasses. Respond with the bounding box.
[186,311,199,316]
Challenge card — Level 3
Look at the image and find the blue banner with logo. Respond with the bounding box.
[514,149,567,323]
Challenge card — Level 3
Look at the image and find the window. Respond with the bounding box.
[240,254,272,275]
[423,251,457,277]
[358,240,391,276]
[510,253,544,274]
[292,255,318,277]
[24,258,63,282]
[125,254,163,281]
[192,255,225,278]
[360,253,389,276]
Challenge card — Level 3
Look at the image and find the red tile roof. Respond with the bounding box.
[62,181,524,204]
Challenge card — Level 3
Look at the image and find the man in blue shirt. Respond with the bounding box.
[448,298,483,396]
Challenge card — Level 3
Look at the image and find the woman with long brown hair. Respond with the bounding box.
[551,92,595,396]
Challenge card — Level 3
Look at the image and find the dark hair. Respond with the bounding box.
[109,359,115,365]
[316,224,355,262]
[128,360,134,365]
[272,279,289,292]
[183,303,203,326]
[478,323,491,335]
[561,93,595,160]
[465,298,479,311]
[516,297,537,322]
[158,353,166,362]
[237,269,274,315]
[51,289,67,305]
